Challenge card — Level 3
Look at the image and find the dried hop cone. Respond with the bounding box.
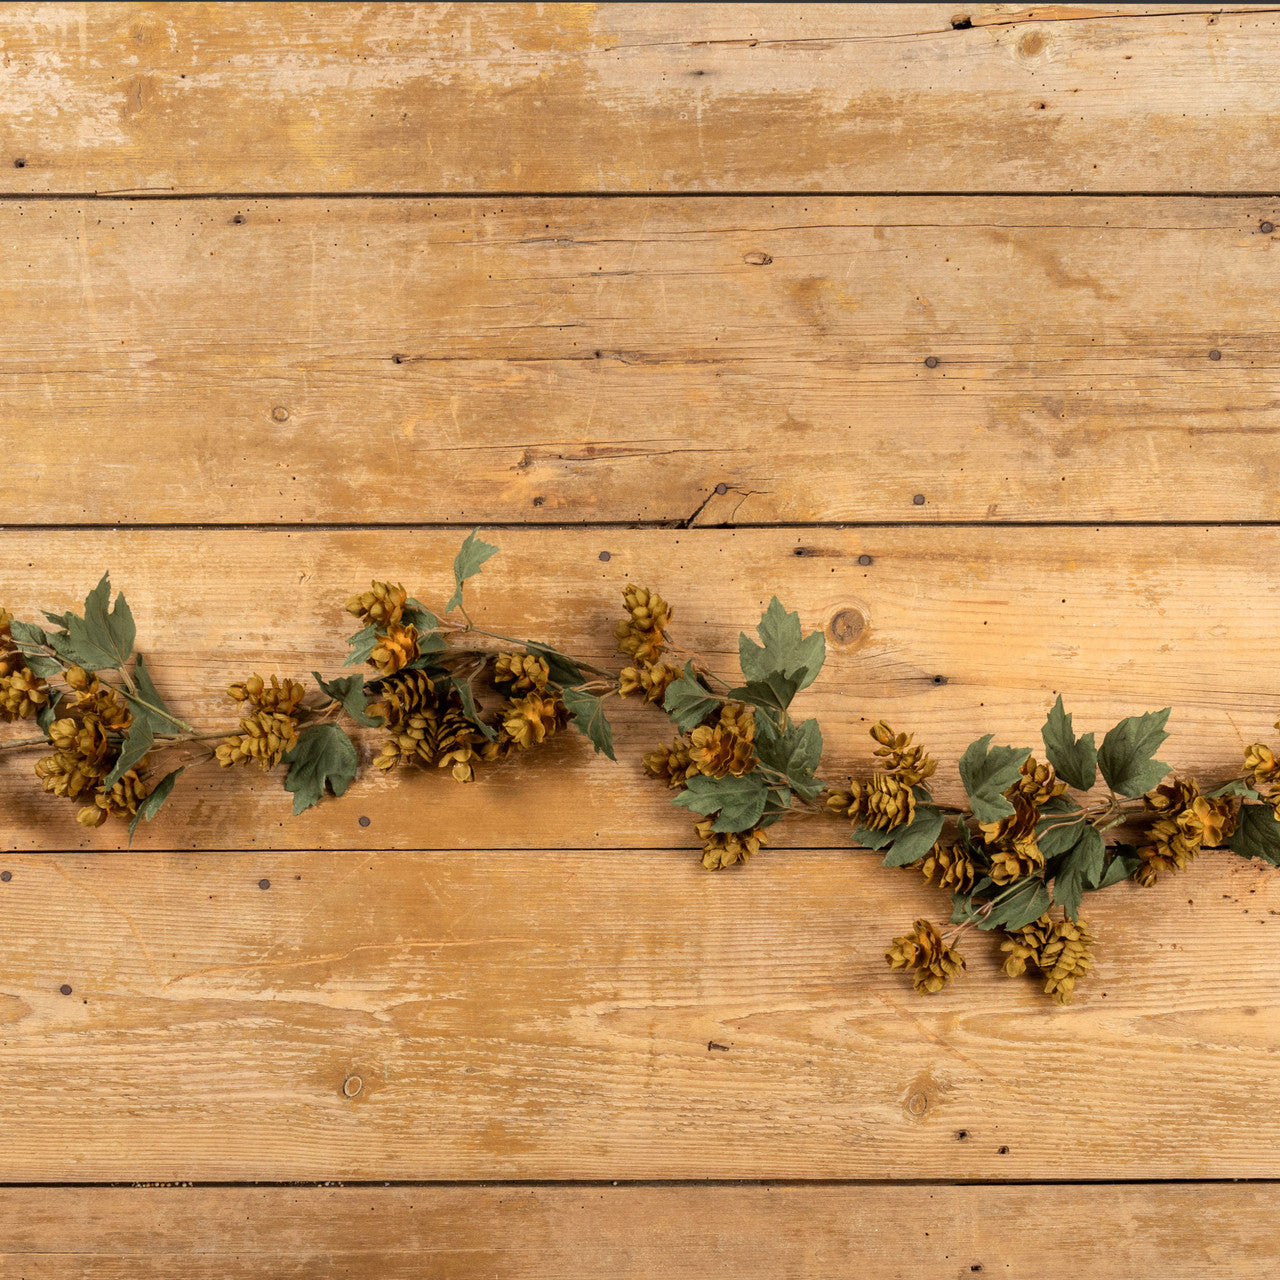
[870,721,937,785]
[1,664,49,720]
[618,661,680,704]
[375,695,487,783]
[857,771,917,833]
[370,623,419,676]
[643,737,700,789]
[77,768,149,829]
[346,580,408,628]
[615,586,673,663]
[1135,777,1237,887]
[998,914,1055,978]
[980,797,1045,885]
[695,817,767,871]
[216,710,299,770]
[999,914,1096,1004]
[1013,755,1068,807]
[688,702,756,778]
[501,691,568,751]
[915,839,979,895]
[228,674,306,716]
[365,669,439,734]
[493,651,550,694]
[886,919,966,994]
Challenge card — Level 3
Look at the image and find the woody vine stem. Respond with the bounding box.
[3,531,1279,1005]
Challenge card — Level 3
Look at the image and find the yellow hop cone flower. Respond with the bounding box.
[885,919,966,994]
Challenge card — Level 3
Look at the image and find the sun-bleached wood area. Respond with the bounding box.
[1,4,1277,1276]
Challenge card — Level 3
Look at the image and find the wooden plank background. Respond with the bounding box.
[1,3,1278,1275]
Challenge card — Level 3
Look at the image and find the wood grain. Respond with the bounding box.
[3,526,1277,850]
[3,4,1279,195]
[0,1184,1275,1278]
[0,843,1274,1181]
[3,195,1280,525]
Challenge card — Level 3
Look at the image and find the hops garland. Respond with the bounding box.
[3,537,1280,1007]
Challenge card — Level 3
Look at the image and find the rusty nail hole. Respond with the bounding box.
[1208,349,1222,361]
[714,482,728,494]
[912,494,926,506]
[1037,102,1046,109]
[998,1145,1010,1154]
[951,14,972,29]
[231,214,245,225]
[258,878,271,890]
[358,815,371,828]
[857,554,873,566]
[599,551,611,561]
[532,495,545,507]
[343,1074,363,1097]
[13,158,25,168]
[793,546,809,557]
[971,1267,984,1273]
[924,355,939,368]
[270,405,290,422]
[59,984,72,996]
[933,674,947,685]
[1261,221,1275,233]
[956,1129,969,1140]
[0,871,10,883]
[392,353,405,364]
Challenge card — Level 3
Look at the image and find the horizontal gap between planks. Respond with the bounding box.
[0,1178,1276,1190]
[4,191,1280,202]
[7,521,1280,533]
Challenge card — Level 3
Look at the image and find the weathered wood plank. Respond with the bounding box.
[0,1184,1275,1278]
[0,844,1274,1181]
[3,526,1277,851]
[1,4,1277,195]
[3,196,1280,525]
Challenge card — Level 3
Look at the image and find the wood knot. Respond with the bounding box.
[343,1074,363,1098]
[906,1091,929,1116]
[743,251,773,266]
[828,607,867,646]
[1019,30,1045,57]
[270,406,290,423]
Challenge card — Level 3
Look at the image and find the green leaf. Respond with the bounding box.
[980,879,1051,931]
[445,529,498,613]
[738,597,825,692]
[282,723,359,816]
[401,600,439,632]
[561,686,615,760]
[1209,779,1260,800]
[127,768,184,844]
[727,673,802,717]
[1041,696,1097,791]
[957,735,1032,824]
[343,623,380,668]
[671,772,769,833]
[8,621,62,678]
[663,662,719,732]
[313,671,384,728]
[755,717,824,802]
[105,655,178,789]
[35,695,60,732]
[1227,805,1280,866]
[526,642,585,689]
[852,823,895,850]
[1051,826,1106,920]
[880,805,945,868]
[445,676,497,741]
[1097,846,1141,888]
[66,573,136,672]
[1035,800,1085,859]
[1097,708,1171,798]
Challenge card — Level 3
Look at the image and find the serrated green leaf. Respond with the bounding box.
[1097,708,1171,798]
[35,695,60,732]
[127,767,185,844]
[671,772,769,833]
[343,623,380,668]
[1227,805,1280,866]
[1051,826,1105,920]
[105,655,178,789]
[561,685,615,759]
[282,723,359,816]
[663,662,719,732]
[1041,695,1097,791]
[755,717,824,802]
[1209,779,1260,800]
[980,879,1051,931]
[958,735,1032,824]
[1035,801,1085,859]
[526,642,585,688]
[852,823,895,851]
[738,597,825,692]
[314,671,384,728]
[8,621,62,678]
[445,529,498,613]
[880,805,945,868]
[726,672,802,718]
[444,676,497,741]
[1097,846,1141,888]
[66,573,135,672]
[401,602,439,632]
